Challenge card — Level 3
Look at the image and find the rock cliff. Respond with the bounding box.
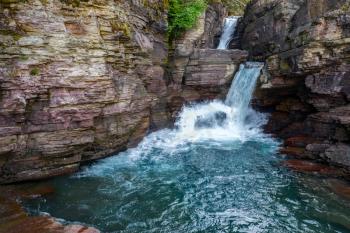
[240,0,350,173]
[0,1,247,183]
[0,0,169,183]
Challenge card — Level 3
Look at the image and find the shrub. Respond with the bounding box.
[168,0,207,41]
[30,68,40,76]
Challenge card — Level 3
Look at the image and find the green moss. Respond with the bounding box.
[30,68,40,76]
[280,59,290,71]
[297,31,310,46]
[111,21,131,38]
[0,0,27,3]
[0,29,23,41]
[341,2,350,12]
[39,0,48,5]
[142,0,168,22]
[19,55,29,61]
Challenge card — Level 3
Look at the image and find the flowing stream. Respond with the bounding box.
[217,17,240,50]
[24,18,350,233]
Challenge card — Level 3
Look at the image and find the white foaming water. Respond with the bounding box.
[78,62,266,177]
[217,16,240,50]
[77,21,264,175]
[173,62,264,141]
[225,62,264,124]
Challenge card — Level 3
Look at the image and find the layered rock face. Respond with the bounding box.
[240,0,350,171]
[0,0,169,183]
[168,4,248,117]
[0,1,246,183]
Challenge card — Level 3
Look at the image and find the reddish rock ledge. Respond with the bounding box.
[281,159,344,177]
[0,184,100,233]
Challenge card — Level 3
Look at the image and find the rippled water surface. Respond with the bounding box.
[24,62,350,232]
[25,126,350,233]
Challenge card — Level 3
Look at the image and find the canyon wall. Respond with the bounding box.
[241,0,350,172]
[0,1,247,183]
[0,0,170,183]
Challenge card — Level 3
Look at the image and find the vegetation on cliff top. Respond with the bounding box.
[167,0,250,40]
[168,0,207,40]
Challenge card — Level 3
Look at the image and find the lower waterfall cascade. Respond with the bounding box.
[23,16,350,233]
[24,62,350,233]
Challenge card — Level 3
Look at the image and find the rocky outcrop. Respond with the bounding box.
[168,48,248,117]
[0,0,169,183]
[240,0,350,172]
[168,4,248,117]
[0,1,244,183]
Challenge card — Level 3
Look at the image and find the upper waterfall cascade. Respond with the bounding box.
[217,16,240,50]
[225,62,264,124]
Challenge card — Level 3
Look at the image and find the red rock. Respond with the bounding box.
[282,159,341,176]
[64,225,100,233]
[0,185,100,233]
[284,136,317,147]
[280,147,305,158]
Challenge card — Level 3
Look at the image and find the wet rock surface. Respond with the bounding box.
[0,183,100,233]
[195,111,227,129]
[241,0,350,173]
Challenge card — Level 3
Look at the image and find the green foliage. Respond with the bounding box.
[341,2,350,12]
[168,0,207,41]
[30,68,40,76]
[167,0,251,41]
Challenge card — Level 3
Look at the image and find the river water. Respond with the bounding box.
[24,18,350,233]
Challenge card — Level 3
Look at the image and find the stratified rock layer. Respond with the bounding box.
[241,0,350,172]
[0,0,169,183]
[0,1,247,183]
[168,4,248,117]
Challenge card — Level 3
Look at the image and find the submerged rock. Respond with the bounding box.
[327,178,350,200]
[0,184,100,233]
[282,159,343,176]
[195,111,227,129]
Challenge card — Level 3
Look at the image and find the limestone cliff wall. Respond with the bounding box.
[0,1,246,183]
[240,0,350,171]
[0,0,170,183]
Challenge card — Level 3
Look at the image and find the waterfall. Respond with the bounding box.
[173,61,264,141]
[225,62,264,124]
[217,17,240,50]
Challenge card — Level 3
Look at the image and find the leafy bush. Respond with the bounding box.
[168,0,207,41]
[167,0,251,41]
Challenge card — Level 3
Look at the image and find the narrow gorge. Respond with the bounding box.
[0,0,350,232]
